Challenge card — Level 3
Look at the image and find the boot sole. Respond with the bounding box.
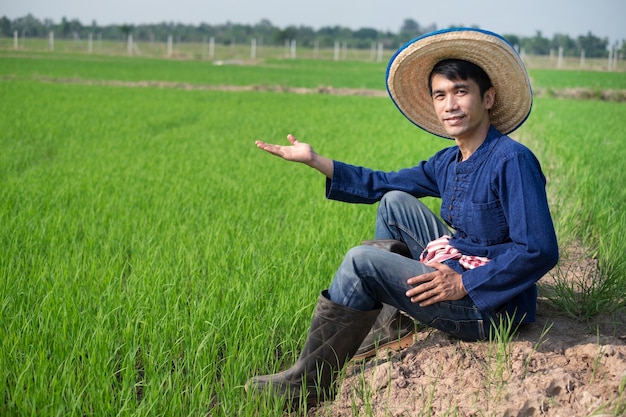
[351,330,415,361]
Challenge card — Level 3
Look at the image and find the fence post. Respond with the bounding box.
[290,39,296,59]
[49,31,54,51]
[167,35,173,57]
[334,41,339,61]
[209,37,215,59]
[88,33,93,53]
[127,34,133,55]
[377,42,383,63]
[580,50,585,68]
[13,30,18,49]
[557,46,563,68]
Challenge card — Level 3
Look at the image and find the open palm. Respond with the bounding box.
[255,134,314,164]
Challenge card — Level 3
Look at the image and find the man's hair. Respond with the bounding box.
[429,59,493,97]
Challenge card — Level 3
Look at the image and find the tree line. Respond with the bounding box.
[2,14,623,59]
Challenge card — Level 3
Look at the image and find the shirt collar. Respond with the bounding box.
[455,125,502,173]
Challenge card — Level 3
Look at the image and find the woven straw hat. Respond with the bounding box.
[386,28,532,139]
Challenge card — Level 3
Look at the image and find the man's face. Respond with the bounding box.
[430,74,495,141]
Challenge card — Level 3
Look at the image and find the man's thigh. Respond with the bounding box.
[340,245,490,341]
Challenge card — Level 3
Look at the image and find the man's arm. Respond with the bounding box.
[256,134,334,178]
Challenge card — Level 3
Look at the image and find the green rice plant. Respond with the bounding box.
[529,68,626,91]
[1,53,625,416]
[588,374,626,416]
[485,312,523,400]
[351,367,376,417]
[521,321,554,379]
[0,52,387,90]
[540,262,624,321]
[0,74,444,416]
[519,97,626,318]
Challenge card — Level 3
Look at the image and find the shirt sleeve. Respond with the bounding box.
[325,157,444,204]
[460,152,559,314]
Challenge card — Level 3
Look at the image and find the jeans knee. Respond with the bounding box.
[378,190,416,224]
[344,245,374,268]
[380,190,410,209]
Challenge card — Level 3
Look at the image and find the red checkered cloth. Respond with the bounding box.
[420,235,491,270]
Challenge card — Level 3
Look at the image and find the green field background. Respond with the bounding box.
[1,53,625,416]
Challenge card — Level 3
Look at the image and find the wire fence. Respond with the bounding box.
[1,33,624,72]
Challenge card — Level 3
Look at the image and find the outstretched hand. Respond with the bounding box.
[255,134,334,178]
[255,134,315,164]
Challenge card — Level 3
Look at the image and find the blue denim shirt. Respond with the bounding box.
[326,126,559,322]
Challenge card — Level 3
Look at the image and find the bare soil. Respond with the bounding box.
[13,76,626,102]
[309,252,626,417]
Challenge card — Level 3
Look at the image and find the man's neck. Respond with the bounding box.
[454,123,491,162]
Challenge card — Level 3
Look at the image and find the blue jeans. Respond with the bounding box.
[328,191,494,341]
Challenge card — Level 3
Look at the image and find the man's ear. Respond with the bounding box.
[484,87,496,110]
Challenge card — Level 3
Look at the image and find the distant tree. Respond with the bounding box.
[398,18,421,42]
[522,31,550,55]
[275,25,297,44]
[318,25,341,39]
[68,18,83,36]
[253,19,278,43]
[43,18,55,31]
[59,17,71,38]
[296,25,316,47]
[14,14,45,37]
[0,16,11,37]
[352,27,380,48]
[551,33,577,55]
[119,24,134,40]
[577,31,608,58]
[618,39,626,60]
[2,13,617,58]
[353,27,378,40]
[316,26,338,48]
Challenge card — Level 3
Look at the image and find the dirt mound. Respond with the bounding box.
[309,246,626,417]
[18,76,626,102]
[309,302,625,416]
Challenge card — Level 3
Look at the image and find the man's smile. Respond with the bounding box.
[444,114,466,125]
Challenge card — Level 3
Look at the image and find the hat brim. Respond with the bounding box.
[386,28,532,139]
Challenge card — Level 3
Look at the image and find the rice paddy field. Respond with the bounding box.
[1,47,625,416]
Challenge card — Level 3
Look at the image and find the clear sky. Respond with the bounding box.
[2,0,625,45]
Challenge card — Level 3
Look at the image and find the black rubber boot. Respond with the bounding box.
[245,290,381,407]
[354,239,416,361]
[361,239,413,258]
[353,304,416,361]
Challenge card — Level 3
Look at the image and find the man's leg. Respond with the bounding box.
[375,190,450,257]
[328,245,491,342]
[245,291,381,407]
[354,191,451,359]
